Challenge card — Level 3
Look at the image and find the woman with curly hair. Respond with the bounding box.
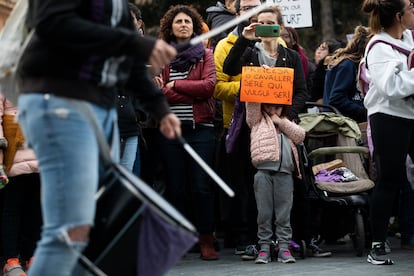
[158,5,218,260]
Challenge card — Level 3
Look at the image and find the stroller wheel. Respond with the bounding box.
[300,240,307,259]
[352,211,365,257]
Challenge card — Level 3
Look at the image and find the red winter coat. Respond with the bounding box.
[162,49,216,124]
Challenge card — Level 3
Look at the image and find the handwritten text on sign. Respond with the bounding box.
[266,0,313,28]
[240,66,294,105]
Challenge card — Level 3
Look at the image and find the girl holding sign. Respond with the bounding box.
[245,101,305,264]
[223,6,310,264]
[222,7,308,122]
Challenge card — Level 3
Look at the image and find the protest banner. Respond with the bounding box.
[266,0,313,28]
[240,66,294,105]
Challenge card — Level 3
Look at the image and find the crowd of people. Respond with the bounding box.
[0,0,413,275]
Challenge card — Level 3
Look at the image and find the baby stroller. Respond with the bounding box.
[297,103,374,257]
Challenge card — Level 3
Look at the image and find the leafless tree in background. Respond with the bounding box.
[319,0,335,40]
[134,0,153,5]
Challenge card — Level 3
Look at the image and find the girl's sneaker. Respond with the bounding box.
[278,249,296,263]
[307,241,332,257]
[255,250,271,264]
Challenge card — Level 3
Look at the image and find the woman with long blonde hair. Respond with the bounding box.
[323,25,370,122]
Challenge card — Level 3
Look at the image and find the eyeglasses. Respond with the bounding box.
[403,1,414,12]
[239,5,259,12]
[317,44,328,51]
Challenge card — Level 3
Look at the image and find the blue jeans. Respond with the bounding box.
[18,94,119,276]
[132,138,141,176]
[120,136,138,172]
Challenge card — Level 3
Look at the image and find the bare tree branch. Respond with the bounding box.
[133,0,153,5]
[320,0,335,40]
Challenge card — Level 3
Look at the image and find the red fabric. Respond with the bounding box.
[162,49,216,123]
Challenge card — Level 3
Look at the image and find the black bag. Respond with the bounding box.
[81,163,198,276]
[68,100,198,276]
[225,95,246,154]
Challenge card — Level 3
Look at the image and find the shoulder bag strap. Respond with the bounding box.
[366,39,411,70]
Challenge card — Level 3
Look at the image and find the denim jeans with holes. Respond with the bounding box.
[18,93,119,276]
[120,135,138,171]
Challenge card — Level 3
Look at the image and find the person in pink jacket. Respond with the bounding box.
[246,101,305,264]
[0,95,41,276]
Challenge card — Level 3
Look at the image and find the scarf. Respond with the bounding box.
[255,42,277,67]
[170,41,205,72]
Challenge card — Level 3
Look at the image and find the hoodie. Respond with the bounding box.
[206,1,236,47]
[18,0,170,122]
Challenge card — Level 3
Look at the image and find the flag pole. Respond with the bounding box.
[176,135,235,198]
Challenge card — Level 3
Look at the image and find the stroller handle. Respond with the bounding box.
[305,101,342,115]
[308,146,369,159]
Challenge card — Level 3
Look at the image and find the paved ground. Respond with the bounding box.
[166,236,414,276]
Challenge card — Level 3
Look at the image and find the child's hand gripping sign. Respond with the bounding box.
[240,66,294,105]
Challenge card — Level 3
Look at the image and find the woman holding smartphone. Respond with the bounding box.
[223,6,308,123]
[223,6,309,264]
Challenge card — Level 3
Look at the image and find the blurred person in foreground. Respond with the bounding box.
[16,1,180,275]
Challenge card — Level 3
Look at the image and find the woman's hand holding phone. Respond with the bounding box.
[242,23,261,40]
[242,23,281,40]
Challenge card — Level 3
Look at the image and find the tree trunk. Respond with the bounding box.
[319,0,335,40]
[134,0,153,5]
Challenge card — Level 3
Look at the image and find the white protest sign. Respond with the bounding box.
[266,0,313,28]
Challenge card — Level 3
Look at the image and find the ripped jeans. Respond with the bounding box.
[18,94,119,276]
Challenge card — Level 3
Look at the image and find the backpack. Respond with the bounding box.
[365,30,414,70]
[225,95,245,154]
[365,31,414,101]
[0,0,31,104]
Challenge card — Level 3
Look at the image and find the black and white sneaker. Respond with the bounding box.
[307,240,332,257]
[367,243,394,265]
[234,245,246,255]
[241,244,258,260]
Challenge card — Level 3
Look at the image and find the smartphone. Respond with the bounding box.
[255,25,280,37]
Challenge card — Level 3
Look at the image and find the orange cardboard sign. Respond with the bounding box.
[240,66,294,105]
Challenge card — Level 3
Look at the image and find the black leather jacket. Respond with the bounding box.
[18,0,170,121]
[223,36,310,121]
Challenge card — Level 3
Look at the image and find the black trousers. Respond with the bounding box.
[369,113,414,242]
[1,173,42,261]
[217,126,257,247]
